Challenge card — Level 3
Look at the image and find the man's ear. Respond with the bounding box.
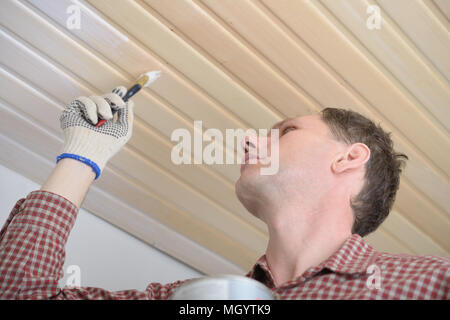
[331,143,370,174]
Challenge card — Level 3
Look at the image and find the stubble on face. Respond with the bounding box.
[235,115,342,221]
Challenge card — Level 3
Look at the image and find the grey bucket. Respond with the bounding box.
[170,275,274,300]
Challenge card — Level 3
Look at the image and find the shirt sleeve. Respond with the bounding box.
[0,190,190,300]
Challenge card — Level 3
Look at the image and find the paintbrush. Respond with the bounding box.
[95,70,161,127]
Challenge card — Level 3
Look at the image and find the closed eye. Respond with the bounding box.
[282,126,296,135]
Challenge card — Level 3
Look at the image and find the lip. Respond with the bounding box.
[240,153,259,173]
[244,153,259,164]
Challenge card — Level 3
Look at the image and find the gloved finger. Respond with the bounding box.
[90,96,113,121]
[103,86,127,111]
[117,99,134,130]
[76,96,98,125]
[112,86,127,99]
[103,93,126,111]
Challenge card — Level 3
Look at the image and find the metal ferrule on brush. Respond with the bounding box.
[123,75,148,102]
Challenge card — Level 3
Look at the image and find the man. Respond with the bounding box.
[0,88,448,299]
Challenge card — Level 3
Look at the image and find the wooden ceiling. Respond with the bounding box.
[0,0,448,275]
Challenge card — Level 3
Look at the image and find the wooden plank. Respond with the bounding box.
[401,153,450,217]
[394,179,450,252]
[365,229,414,255]
[202,0,450,165]
[197,0,352,115]
[1,0,447,267]
[25,0,265,131]
[5,0,241,184]
[433,0,450,20]
[197,0,450,253]
[0,97,260,270]
[83,0,281,129]
[259,0,450,213]
[0,28,269,257]
[0,77,264,240]
[0,132,246,275]
[265,0,450,172]
[320,0,450,133]
[143,0,316,118]
[1,67,441,265]
[378,0,450,81]
[382,210,448,257]
[1,101,419,261]
[21,0,444,222]
[0,63,267,257]
[424,0,450,33]
[0,63,267,234]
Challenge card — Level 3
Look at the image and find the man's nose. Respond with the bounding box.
[242,135,259,153]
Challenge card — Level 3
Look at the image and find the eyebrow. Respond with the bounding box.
[271,118,291,130]
[271,118,300,131]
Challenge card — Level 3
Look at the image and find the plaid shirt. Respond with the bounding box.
[0,191,448,299]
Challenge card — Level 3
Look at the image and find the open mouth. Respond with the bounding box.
[244,152,259,164]
[240,152,260,173]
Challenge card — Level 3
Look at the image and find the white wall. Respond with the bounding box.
[0,163,203,292]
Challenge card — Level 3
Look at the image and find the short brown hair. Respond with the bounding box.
[320,108,408,237]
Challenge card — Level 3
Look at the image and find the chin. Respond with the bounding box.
[234,183,260,219]
[237,164,261,189]
[235,166,268,207]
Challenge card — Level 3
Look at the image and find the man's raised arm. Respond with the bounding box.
[0,87,171,299]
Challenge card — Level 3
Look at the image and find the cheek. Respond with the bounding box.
[279,137,333,172]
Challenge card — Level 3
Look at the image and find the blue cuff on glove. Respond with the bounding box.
[56,153,101,180]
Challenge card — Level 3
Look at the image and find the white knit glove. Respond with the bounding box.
[57,86,134,179]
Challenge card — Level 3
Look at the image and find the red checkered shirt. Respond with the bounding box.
[0,190,449,299]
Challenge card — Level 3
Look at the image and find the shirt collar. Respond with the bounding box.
[247,234,379,288]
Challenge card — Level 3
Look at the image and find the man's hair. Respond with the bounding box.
[320,108,408,237]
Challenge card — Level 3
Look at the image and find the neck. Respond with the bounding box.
[262,196,353,287]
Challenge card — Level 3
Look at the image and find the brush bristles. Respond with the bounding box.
[142,70,162,87]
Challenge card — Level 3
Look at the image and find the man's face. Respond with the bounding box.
[235,114,344,218]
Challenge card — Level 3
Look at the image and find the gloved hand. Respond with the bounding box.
[57,86,134,180]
